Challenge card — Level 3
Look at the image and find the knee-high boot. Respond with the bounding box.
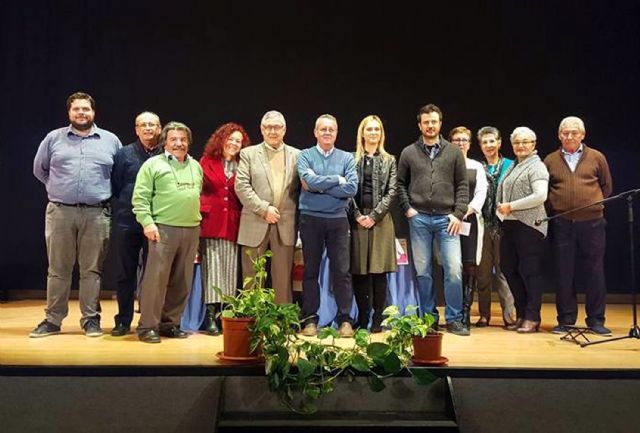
[205,303,221,336]
[371,273,388,333]
[461,275,475,329]
[353,275,371,330]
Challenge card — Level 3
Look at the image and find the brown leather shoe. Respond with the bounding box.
[301,323,318,337]
[339,322,354,338]
[517,320,540,333]
[505,317,524,331]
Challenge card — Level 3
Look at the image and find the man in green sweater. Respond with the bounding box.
[544,116,613,336]
[132,121,203,343]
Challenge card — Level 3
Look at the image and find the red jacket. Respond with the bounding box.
[199,155,241,241]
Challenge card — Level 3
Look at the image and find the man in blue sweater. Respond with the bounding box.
[298,114,358,337]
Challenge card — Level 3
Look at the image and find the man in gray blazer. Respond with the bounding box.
[235,110,301,303]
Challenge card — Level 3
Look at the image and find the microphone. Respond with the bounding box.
[534,219,542,226]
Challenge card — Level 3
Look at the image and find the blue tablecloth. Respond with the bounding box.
[181,252,418,331]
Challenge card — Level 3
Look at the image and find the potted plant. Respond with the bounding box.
[219,251,438,413]
[215,251,300,362]
[382,305,447,366]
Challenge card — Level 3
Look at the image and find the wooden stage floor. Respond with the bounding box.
[1,300,639,371]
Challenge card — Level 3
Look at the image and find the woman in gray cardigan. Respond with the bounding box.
[350,115,397,333]
[496,127,549,333]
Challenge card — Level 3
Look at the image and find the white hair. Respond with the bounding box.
[510,126,536,143]
[558,116,585,134]
[261,110,286,127]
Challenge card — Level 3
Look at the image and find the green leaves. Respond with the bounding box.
[410,368,437,385]
[350,354,370,372]
[318,327,340,340]
[224,251,439,415]
[297,358,315,379]
[367,342,390,359]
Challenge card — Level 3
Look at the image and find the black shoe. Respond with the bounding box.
[83,318,103,337]
[29,320,61,338]
[446,320,470,336]
[138,329,161,343]
[589,324,612,336]
[160,326,188,338]
[206,319,220,336]
[111,323,131,337]
[551,324,570,334]
[205,305,221,336]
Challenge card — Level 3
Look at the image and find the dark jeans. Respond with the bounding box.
[300,214,353,326]
[551,217,607,326]
[111,222,147,327]
[500,221,546,322]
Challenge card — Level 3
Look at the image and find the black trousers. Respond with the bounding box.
[111,222,147,327]
[500,220,546,322]
[353,273,388,328]
[300,214,353,325]
[551,217,607,326]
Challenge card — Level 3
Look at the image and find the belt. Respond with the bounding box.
[51,201,110,208]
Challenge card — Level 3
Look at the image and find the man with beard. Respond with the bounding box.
[132,122,203,343]
[32,92,122,338]
[397,104,469,335]
[109,112,163,336]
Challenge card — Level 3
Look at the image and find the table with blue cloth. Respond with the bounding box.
[180,251,418,331]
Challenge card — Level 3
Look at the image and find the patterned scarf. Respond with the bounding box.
[482,156,505,238]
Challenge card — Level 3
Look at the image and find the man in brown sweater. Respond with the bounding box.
[544,116,613,335]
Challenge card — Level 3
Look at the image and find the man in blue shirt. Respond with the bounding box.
[297,114,358,337]
[31,92,122,338]
[109,112,162,337]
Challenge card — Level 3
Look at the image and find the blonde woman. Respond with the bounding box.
[350,115,397,332]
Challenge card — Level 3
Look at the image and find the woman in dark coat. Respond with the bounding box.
[350,115,397,333]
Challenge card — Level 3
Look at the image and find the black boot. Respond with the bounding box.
[461,275,475,329]
[370,273,388,333]
[205,303,220,336]
[353,275,371,330]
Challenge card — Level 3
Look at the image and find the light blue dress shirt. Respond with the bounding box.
[33,125,122,204]
[561,143,584,172]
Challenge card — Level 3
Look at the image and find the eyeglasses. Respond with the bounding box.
[452,138,470,143]
[136,122,160,128]
[512,140,535,146]
[262,124,284,132]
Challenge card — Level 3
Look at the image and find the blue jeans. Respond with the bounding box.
[409,213,463,323]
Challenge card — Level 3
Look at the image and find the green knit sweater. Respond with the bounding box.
[132,153,203,228]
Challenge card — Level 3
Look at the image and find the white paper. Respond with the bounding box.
[459,221,471,237]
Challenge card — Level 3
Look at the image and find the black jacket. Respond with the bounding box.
[111,140,162,227]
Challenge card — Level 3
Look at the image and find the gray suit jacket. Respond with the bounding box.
[235,142,300,247]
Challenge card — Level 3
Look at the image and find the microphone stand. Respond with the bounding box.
[536,188,640,347]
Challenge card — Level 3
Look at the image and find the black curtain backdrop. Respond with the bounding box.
[2,0,639,293]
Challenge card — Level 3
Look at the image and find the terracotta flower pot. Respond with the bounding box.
[412,332,443,362]
[220,316,263,361]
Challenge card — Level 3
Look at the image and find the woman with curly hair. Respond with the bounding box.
[199,123,251,335]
